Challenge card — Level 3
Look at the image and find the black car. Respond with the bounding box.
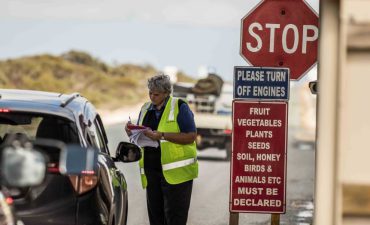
[0,89,139,225]
[0,134,102,225]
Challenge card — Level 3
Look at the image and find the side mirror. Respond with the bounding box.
[32,139,98,175]
[0,135,99,188]
[59,144,98,175]
[115,142,142,162]
[1,138,47,187]
[309,80,318,95]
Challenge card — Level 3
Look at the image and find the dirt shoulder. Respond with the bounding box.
[97,102,143,126]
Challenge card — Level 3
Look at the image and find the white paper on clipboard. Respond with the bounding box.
[129,129,159,148]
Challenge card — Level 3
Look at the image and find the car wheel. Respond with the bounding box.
[124,197,128,225]
[225,141,231,161]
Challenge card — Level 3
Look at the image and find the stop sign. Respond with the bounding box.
[240,0,319,80]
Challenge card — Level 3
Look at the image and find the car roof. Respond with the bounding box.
[0,89,89,121]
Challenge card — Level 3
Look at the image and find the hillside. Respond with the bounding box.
[0,50,195,109]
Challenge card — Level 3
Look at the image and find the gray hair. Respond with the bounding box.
[147,74,172,94]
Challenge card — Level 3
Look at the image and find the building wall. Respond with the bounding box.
[316,0,370,224]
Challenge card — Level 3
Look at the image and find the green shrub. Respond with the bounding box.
[0,51,193,110]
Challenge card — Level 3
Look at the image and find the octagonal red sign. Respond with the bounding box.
[240,0,319,80]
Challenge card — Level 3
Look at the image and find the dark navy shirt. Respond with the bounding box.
[139,97,196,133]
[176,101,197,133]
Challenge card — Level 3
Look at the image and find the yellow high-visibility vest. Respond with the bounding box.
[138,97,198,188]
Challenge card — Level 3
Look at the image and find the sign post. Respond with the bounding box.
[234,67,290,100]
[230,68,289,225]
[240,0,319,80]
[230,101,288,213]
[230,0,318,223]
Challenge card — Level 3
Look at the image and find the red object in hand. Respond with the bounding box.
[127,124,148,130]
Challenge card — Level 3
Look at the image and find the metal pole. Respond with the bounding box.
[271,214,280,225]
[229,212,239,225]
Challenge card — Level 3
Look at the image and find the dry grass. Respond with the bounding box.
[0,51,195,110]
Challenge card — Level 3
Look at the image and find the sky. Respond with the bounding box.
[0,0,319,81]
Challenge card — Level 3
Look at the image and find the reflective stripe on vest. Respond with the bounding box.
[168,97,176,121]
[138,102,151,125]
[162,158,196,171]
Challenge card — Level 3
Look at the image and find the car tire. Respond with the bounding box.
[124,197,128,225]
[225,141,231,161]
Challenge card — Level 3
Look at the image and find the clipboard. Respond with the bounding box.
[127,124,148,130]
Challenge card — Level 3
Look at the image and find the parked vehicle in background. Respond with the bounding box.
[0,89,141,225]
[173,74,232,160]
[291,82,316,149]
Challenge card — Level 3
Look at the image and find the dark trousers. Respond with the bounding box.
[145,169,193,225]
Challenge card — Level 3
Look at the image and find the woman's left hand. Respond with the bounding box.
[144,129,161,141]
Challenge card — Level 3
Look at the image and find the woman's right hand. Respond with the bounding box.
[125,121,133,137]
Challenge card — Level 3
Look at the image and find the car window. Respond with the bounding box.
[94,118,110,155]
[0,113,79,144]
[88,121,107,153]
[0,114,41,139]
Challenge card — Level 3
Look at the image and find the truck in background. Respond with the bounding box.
[173,74,232,160]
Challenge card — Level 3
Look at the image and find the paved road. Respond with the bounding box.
[106,123,315,225]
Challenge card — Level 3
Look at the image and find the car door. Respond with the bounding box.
[87,113,128,225]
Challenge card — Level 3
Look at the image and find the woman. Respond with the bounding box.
[125,74,198,225]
